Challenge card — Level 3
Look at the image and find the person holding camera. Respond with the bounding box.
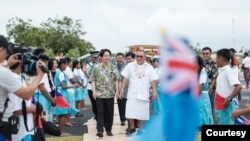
[8,59,36,141]
[21,48,56,123]
[0,35,45,140]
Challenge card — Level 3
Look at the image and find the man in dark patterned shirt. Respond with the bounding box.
[115,52,127,126]
[202,47,218,123]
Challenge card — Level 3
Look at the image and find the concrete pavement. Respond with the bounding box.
[83,99,131,141]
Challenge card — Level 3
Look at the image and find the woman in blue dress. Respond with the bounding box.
[53,58,77,136]
[72,60,85,110]
[196,55,214,129]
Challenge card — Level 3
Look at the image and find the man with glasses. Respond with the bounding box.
[202,47,218,123]
[118,52,139,131]
[120,50,158,135]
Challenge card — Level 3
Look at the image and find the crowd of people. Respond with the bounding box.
[197,47,250,129]
[86,49,160,137]
[1,33,250,141]
[0,34,161,140]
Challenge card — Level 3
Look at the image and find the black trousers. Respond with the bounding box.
[209,89,217,124]
[88,90,97,119]
[96,98,114,132]
[117,98,127,122]
[32,127,45,141]
[209,89,215,113]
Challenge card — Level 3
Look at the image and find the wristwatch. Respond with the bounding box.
[226,97,232,102]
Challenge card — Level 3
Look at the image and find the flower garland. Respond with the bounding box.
[133,63,147,78]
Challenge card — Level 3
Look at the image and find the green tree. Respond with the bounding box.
[65,48,80,60]
[193,47,202,55]
[5,16,95,58]
[6,17,46,47]
[46,48,55,58]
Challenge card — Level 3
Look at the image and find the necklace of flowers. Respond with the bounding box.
[133,63,147,78]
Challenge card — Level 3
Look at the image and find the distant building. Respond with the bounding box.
[78,53,91,63]
[128,45,160,58]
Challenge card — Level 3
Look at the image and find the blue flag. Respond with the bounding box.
[132,32,199,141]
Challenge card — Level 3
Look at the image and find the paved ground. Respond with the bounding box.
[238,72,250,109]
[83,100,131,141]
[45,72,250,141]
[45,96,94,137]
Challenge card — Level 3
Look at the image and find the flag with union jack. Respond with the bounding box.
[160,34,198,97]
[132,31,199,141]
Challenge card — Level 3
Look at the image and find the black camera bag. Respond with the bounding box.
[0,98,20,134]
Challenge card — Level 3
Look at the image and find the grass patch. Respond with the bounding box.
[46,136,82,141]
[196,131,201,141]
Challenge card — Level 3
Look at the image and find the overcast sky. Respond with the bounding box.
[1,0,250,54]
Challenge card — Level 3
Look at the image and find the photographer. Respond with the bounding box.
[8,59,35,141]
[0,35,45,140]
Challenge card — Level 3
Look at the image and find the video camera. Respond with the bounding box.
[7,43,49,76]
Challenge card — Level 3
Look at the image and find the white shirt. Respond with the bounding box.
[199,68,208,93]
[64,66,74,93]
[231,65,239,75]
[231,65,240,107]
[0,66,22,121]
[154,67,163,79]
[73,68,82,80]
[121,62,159,101]
[73,68,88,87]
[43,73,51,93]
[216,65,241,98]
[199,68,207,85]
[87,62,97,90]
[242,57,250,68]
[81,70,88,87]
[9,73,34,141]
[58,71,65,84]
[23,74,44,93]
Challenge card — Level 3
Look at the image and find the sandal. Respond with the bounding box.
[71,121,76,124]
[60,132,72,137]
[81,108,87,111]
[65,122,74,127]
[76,113,83,117]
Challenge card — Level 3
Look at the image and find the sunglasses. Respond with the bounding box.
[136,55,144,58]
[202,52,210,55]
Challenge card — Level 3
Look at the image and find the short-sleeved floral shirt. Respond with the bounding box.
[91,63,119,98]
